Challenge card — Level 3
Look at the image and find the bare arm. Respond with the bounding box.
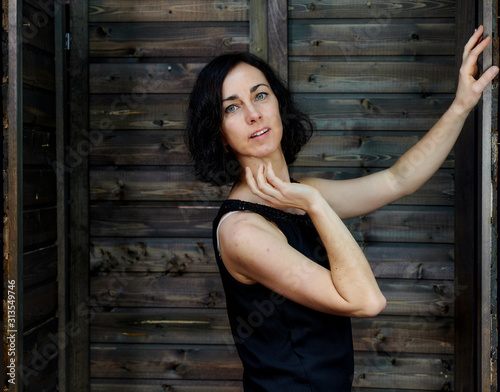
[218,163,386,318]
[302,26,499,219]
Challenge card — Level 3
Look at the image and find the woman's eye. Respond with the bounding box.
[256,92,267,101]
[225,105,237,114]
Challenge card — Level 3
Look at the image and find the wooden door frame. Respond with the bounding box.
[480,0,498,389]
[5,0,24,391]
[68,0,90,391]
[455,0,498,390]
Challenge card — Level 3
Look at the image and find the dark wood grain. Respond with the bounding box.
[289,19,455,57]
[289,0,455,19]
[89,22,249,58]
[89,0,249,22]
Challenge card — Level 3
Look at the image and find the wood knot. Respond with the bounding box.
[417,263,424,279]
[361,98,372,110]
[308,3,316,11]
[174,364,187,374]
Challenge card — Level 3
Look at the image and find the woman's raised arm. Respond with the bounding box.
[302,25,499,219]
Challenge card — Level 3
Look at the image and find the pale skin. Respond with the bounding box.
[217,26,499,318]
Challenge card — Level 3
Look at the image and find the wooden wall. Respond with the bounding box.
[21,0,60,390]
[88,1,457,390]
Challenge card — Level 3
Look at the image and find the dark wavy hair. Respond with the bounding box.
[185,52,313,186]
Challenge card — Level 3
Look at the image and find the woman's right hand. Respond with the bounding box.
[245,162,322,213]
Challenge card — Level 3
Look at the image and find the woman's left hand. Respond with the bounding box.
[452,25,499,116]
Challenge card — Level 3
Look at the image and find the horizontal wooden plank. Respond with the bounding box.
[365,243,454,280]
[90,58,455,94]
[90,343,243,380]
[352,316,453,355]
[23,45,56,92]
[289,59,455,93]
[297,94,453,131]
[24,246,58,289]
[289,20,455,56]
[295,133,455,168]
[90,238,454,280]
[91,379,243,392]
[346,206,454,243]
[89,93,453,131]
[289,0,455,19]
[89,166,454,205]
[89,131,454,168]
[90,274,226,309]
[90,309,452,355]
[90,238,216,274]
[24,281,58,329]
[89,132,190,166]
[89,0,249,22]
[90,309,232,344]
[90,203,453,243]
[24,169,57,207]
[90,204,217,238]
[89,94,187,131]
[352,353,453,390]
[89,22,249,58]
[24,207,57,250]
[89,62,203,94]
[90,275,454,316]
[90,343,452,389]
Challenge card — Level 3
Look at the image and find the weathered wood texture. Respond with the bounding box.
[88,1,459,391]
[20,0,60,391]
[69,0,91,391]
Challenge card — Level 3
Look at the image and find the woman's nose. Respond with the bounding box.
[246,104,262,123]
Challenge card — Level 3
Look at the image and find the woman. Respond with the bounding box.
[185,27,498,391]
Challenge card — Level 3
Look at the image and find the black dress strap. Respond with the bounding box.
[217,199,314,228]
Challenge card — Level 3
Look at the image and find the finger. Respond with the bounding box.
[472,65,499,94]
[245,167,259,193]
[462,35,492,73]
[264,162,283,187]
[463,25,484,59]
[257,166,280,199]
[254,164,282,201]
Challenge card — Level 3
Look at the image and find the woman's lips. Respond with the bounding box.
[250,128,270,138]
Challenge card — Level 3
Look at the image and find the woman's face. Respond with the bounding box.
[219,62,283,164]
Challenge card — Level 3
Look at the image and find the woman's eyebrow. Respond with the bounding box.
[250,83,269,93]
[222,83,270,102]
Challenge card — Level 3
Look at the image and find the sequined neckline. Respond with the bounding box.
[220,199,313,226]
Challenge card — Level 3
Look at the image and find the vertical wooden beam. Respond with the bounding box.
[250,0,268,62]
[454,0,479,391]
[54,1,69,391]
[267,0,288,84]
[480,0,498,390]
[68,0,89,390]
[5,0,23,391]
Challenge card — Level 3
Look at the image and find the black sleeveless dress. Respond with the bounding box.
[213,200,354,391]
